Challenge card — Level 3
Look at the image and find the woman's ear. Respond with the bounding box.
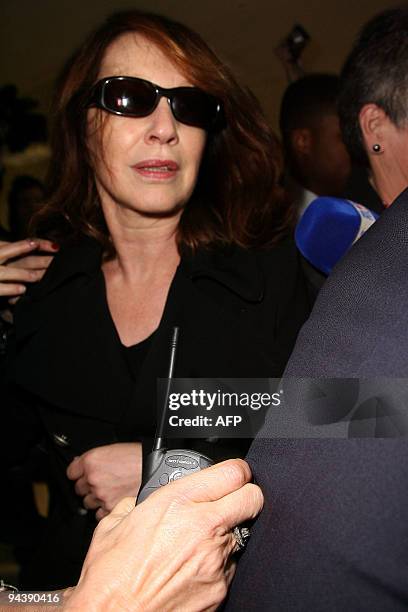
[358,104,388,152]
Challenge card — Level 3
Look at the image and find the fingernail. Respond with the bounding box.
[51,242,60,251]
[17,285,26,293]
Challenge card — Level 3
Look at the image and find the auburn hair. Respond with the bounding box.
[33,10,293,254]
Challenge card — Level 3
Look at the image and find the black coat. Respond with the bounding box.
[224,188,408,611]
[2,237,312,590]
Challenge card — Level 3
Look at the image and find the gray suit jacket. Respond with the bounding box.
[224,188,408,610]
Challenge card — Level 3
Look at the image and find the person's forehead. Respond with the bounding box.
[98,32,191,88]
[309,112,340,135]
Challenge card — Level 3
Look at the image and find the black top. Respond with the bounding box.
[2,237,313,589]
[122,334,155,380]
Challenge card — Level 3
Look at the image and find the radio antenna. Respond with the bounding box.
[153,326,179,451]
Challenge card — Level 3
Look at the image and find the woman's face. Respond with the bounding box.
[87,33,207,220]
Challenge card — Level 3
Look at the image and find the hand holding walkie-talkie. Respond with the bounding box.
[137,327,214,504]
[136,327,251,551]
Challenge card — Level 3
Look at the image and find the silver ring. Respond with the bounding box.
[233,526,251,550]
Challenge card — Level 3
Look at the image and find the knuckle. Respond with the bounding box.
[245,483,264,513]
[164,493,191,517]
[93,485,104,500]
[83,452,95,470]
[219,459,250,488]
[28,270,39,281]
[207,509,227,533]
[71,460,82,477]
[87,473,98,487]
[253,483,264,508]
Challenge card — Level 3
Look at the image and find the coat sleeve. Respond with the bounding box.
[1,330,44,470]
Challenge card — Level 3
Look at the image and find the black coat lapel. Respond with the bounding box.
[13,272,133,423]
[12,240,269,430]
[13,241,133,423]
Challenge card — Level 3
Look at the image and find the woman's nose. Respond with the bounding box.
[144,97,179,145]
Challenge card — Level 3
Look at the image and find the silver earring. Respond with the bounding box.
[372,143,382,153]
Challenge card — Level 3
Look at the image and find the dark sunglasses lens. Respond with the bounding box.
[172,89,219,129]
[103,79,156,116]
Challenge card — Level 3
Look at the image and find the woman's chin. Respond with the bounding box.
[138,203,185,218]
[111,198,186,221]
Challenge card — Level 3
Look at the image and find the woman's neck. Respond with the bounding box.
[102,203,181,282]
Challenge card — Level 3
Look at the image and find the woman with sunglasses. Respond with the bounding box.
[2,10,311,590]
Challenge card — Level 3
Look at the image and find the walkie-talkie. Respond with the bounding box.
[137,326,213,504]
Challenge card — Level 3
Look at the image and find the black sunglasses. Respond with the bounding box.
[88,76,223,131]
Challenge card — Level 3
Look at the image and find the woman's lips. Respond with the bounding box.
[132,159,179,179]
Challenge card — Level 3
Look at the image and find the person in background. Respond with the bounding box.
[224,7,408,610]
[279,73,352,218]
[8,176,45,240]
[1,9,311,590]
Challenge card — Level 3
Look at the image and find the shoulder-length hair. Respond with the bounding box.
[34,10,293,254]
